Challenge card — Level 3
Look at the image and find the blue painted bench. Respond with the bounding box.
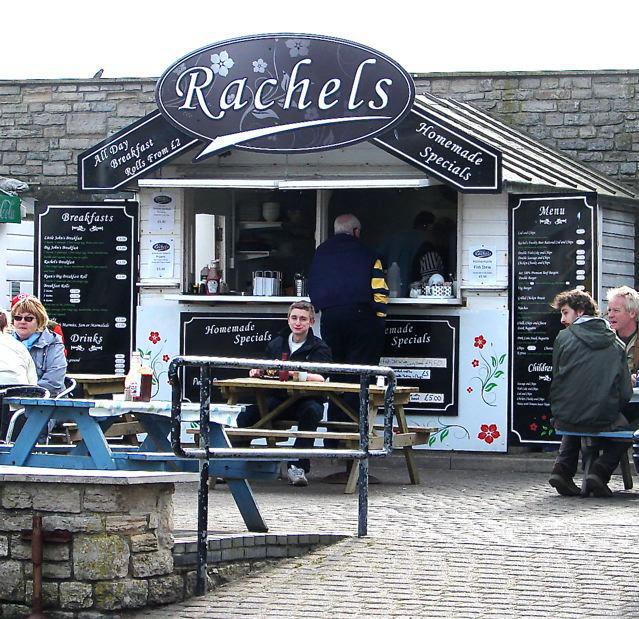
[0,397,280,532]
[555,429,635,495]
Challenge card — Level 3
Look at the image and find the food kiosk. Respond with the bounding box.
[66,34,638,452]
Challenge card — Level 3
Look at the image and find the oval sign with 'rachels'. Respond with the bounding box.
[156,33,415,160]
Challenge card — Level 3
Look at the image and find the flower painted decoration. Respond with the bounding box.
[474,335,487,349]
[466,387,473,393]
[211,51,235,77]
[286,39,309,57]
[163,354,170,362]
[148,331,161,345]
[529,423,538,432]
[472,359,479,367]
[478,423,501,444]
[252,58,268,73]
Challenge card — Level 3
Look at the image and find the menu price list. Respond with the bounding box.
[381,315,459,415]
[35,203,138,374]
[509,193,597,443]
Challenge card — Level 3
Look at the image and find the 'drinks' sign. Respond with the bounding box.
[156,33,415,159]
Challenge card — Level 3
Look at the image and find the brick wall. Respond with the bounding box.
[1,70,639,203]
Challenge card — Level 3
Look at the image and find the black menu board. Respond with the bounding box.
[509,193,598,443]
[35,202,138,374]
[381,315,459,415]
[180,312,283,401]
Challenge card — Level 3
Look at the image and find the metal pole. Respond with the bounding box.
[358,374,370,537]
[29,515,44,619]
[196,365,211,596]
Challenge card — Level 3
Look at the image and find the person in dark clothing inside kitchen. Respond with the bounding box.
[236,301,332,487]
[308,213,388,433]
[548,289,632,497]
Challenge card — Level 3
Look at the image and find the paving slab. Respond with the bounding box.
[129,453,639,617]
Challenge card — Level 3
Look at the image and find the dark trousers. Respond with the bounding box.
[236,396,323,473]
[319,305,385,428]
[555,435,629,482]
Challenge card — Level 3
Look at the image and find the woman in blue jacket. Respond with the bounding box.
[10,295,67,396]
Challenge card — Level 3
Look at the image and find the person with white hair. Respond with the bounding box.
[606,286,639,379]
[308,213,388,434]
[0,308,37,386]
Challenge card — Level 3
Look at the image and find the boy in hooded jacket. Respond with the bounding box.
[236,301,332,487]
[549,289,633,497]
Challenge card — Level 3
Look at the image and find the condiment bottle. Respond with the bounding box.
[139,353,153,402]
[124,351,142,400]
[388,262,401,298]
[199,262,209,295]
[205,260,221,295]
[278,352,290,382]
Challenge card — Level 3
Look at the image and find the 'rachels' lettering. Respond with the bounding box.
[176,58,393,120]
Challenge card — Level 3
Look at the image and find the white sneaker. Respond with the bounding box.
[287,465,309,487]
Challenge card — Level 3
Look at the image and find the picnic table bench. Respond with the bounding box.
[555,428,636,495]
[0,397,280,533]
[212,377,436,493]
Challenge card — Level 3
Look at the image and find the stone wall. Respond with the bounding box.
[0,480,178,616]
[1,70,639,203]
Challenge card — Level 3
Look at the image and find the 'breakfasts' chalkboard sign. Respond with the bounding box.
[381,315,459,415]
[35,202,138,375]
[509,193,598,444]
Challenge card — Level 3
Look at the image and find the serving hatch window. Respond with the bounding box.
[327,185,459,297]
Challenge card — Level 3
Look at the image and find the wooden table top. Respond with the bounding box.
[213,377,419,396]
[67,374,126,384]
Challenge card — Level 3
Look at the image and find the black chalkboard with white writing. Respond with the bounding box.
[509,193,598,444]
[180,312,284,401]
[381,315,459,415]
[35,202,138,374]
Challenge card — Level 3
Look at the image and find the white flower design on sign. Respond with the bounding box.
[210,51,235,77]
[285,39,309,58]
[252,58,268,73]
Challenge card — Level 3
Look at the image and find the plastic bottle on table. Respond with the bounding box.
[206,260,221,295]
[139,353,153,402]
[279,352,290,382]
[388,261,401,298]
[124,351,142,401]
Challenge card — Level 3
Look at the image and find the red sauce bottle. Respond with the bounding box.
[279,352,289,382]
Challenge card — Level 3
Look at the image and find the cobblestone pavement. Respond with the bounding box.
[133,455,639,618]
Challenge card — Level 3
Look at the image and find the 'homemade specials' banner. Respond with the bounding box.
[509,193,598,444]
[381,315,459,415]
[373,106,502,193]
[180,312,282,401]
[35,202,138,374]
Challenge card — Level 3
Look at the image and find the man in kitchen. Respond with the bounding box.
[308,213,389,434]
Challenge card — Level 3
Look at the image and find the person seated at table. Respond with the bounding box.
[0,308,37,386]
[236,300,332,487]
[10,294,67,396]
[548,289,633,497]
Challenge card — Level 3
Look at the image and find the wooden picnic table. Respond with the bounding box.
[213,377,436,492]
[0,397,277,532]
[67,374,126,397]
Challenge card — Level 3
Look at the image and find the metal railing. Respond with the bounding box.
[168,355,397,595]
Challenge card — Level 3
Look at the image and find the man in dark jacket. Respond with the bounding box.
[236,301,332,487]
[308,214,388,430]
[549,289,632,497]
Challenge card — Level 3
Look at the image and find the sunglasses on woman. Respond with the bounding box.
[12,315,36,323]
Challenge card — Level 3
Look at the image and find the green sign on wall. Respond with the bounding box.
[0,194,21,223]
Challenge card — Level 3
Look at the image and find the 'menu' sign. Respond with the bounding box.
[156,33,415,159]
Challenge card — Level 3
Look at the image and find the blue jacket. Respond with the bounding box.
[30,328,67,396]
[308,234,388,317]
